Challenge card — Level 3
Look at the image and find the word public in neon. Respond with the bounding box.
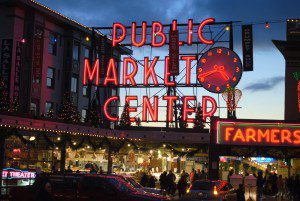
[217,121,300,146]
[112,18,215,47]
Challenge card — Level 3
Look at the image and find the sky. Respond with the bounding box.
[36,0,300,125]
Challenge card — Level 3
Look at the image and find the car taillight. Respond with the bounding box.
[186,184,192,193]
[213,185,218,196]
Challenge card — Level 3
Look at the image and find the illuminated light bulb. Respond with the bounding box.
[163,144,166,148]
[225,26,230,31]
[21,38,26,43]
[73,142,77,145]
[29,136,35,141]
[57,137,61,141]
[182,148,185,151]
[56,147,59,150]
[85,36,90,41]
[150,150,153,154]
[128,144,131,147]
[265,22,269,29]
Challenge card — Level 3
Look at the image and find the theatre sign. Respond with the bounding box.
[216,120,300,147]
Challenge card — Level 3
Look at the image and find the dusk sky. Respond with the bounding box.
[37,0,300,125]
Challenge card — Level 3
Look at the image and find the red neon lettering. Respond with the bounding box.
[112,23,126,47]
[225,127,234,141]
[271,129,280,143]
[181,56,197,85]
[198,18,215,45]
[246,128,256,142]
[183,96,196,123]
[151,22,166,47]
[163,96,179,122]
[187,19,193,45]
[123,57,138,86]
[104,96,119,121]
[233,129,245,142]
[104,58,118,86]
[281,130,292,143]
[202,96,217,121]
[164,56,175,86]
[294,131,300,144]
[172,20,177,31]
[257,129,270,142]
[144,57,159,86]
[142,96,158,122]
[126,96,138,122]
[83,58,99,86]
[132,22,147,47]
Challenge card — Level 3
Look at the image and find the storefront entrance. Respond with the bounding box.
[209,118,300,180]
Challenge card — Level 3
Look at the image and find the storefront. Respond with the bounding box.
[209,118,300,180]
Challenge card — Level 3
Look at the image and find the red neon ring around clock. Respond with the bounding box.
[197,47,243,93]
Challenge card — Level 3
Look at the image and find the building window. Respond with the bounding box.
[71,76,78,93]
[48,33,57,55]
[30,103,37,116]
[47,67,55,88]
[84,48,90,58]
[73,42,80,61]
[83,85,87,96]
[45,102,53,116]
[81,109,87,122]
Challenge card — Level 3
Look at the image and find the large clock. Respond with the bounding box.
[197,47,243,93]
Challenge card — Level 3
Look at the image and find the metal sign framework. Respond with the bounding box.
[88,20,239,128]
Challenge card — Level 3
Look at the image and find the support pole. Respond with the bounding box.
[107,147,113,174]
[87,28,95,122]
[60,134,67,172]
[0,137,5,193]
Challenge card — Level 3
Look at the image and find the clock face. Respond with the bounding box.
[197,47,243,93]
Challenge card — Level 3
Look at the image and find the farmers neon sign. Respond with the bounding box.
[83,18,218,122]
[217,121,300,146]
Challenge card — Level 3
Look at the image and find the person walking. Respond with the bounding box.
[227,169,234,182]
[140,172,148,187]
[256,171,264,199]
[190,168,196,183]
[199,170,207,180]
[177,171,188,197]
[167,170,176,195]
[236,184,246,201]
[148,174,157,188]
[276,175,284,198]
[159,171,167,190]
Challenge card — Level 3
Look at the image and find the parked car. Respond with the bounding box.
[183,180,237,201]
[123,175,167,196]
[9,173,171,201]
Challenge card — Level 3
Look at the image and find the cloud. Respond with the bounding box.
[243,76,284,92]
[36,0,300,50]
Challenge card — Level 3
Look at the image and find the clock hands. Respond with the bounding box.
[198,65,229,81]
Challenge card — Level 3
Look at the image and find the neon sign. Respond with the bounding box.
[112,18,215,47]
[217,121,300,146]
[82,18,235,123]
[2,168,36,179]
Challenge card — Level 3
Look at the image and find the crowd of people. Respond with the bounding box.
[228,169,300,201]
[257,170,300,200]
[140,168,207,197]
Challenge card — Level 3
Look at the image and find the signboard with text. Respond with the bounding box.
[216,121,300,147]
[169,30,179,76]
[242,25,253,71]
[0,39,13,97]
